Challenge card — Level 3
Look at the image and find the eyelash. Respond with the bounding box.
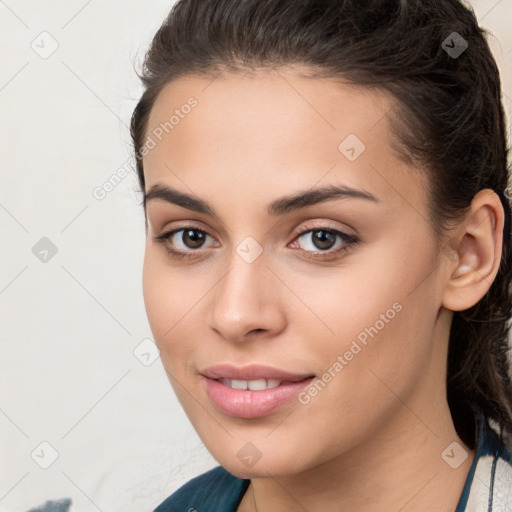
[153,222,360,262]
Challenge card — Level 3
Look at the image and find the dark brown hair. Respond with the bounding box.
[130,0,512,448]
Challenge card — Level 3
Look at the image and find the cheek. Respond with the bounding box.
[142,246,213,380]
[142,248,188,352]
[142,252,168,341]
[315,248,439,412]
[298,234,438,380]
[283,249,410,348]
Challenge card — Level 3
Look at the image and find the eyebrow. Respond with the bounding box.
[143,182,379,218]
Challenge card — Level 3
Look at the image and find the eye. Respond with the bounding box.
[289,224,360,261]
[154,227,216,260]
[153,223,360,262]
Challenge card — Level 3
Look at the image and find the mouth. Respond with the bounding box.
[214,376,313,390]
[200,363,315,383]
[202,374,316,419]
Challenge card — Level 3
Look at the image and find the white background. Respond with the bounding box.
[0,1,511,511]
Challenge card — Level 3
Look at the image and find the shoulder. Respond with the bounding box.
[462,413,512,511]
[153,465,250,512]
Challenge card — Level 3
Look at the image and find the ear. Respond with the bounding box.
[442,189,505,312]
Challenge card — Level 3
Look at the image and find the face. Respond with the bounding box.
[142,67,448,478]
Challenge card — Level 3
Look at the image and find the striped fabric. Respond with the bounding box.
[456,410,512,511]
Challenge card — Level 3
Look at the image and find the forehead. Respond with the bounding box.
[146,67,396,152]
[142,67,426,212]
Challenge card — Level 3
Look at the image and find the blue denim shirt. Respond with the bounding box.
[153,410,512,512]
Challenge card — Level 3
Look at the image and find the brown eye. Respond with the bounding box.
[295,229,345,252]
[309,230,337,250]
[154,227,216,259]
[290,225,360,262]
[178,229,207,249]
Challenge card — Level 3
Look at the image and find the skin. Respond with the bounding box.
[141,66,504,512]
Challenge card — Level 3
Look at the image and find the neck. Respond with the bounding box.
[240,403,474,512]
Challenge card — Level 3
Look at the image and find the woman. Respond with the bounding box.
[130,0,512,510]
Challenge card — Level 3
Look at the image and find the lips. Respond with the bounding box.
[202,374,316,418]
[200,363,315,382]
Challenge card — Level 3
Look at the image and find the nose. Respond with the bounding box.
[207,249,286,343]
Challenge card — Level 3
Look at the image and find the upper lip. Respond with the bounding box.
[200,364,315,382]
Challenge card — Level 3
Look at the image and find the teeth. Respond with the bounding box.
[219,378,282,390]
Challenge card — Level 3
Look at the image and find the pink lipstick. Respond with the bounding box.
[200,364,315,418]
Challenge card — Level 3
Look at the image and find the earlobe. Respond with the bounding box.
[442,189,504,312]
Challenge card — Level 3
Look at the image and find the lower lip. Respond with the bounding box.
[202,376,315,418]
